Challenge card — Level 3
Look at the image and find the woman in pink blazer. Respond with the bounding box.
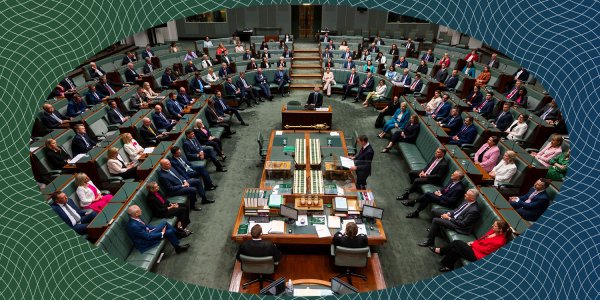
[531,135,564,167]
[473,136,501,172]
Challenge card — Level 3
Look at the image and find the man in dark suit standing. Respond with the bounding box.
[509,178,550,222]
[236,224,281,263]
[350,135,374,190]
[398,147,449,200]
[341,68,359,100]
[106,100,129,125]
[169,146,217,191]
[417,189,481,247]
[333,222,368,248]
[139,117,169,146]
[126,204,190,254]
[354,72,375,102]
[405,171,466,217]
[151,105,176,131]
[491,103,514,132]
[448,117,477,146]
[439,108,463,136]
[71,124,96,156]
[158,159,210,210]
[50,191,97,235]
[306,86,324,108]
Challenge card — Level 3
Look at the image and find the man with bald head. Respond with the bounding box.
[176,87,195,106]
[405,170,466,218]
[246,58,258,71]
[158,159,212,210]
[124,62,141,83]
[40,103,70,130]
[152,105,176,131]
[88,62,106,79]
[139,117,168,146]
[126,204,190,254]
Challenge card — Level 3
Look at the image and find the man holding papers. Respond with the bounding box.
[347,135,374,189]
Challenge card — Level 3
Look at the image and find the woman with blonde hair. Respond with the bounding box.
[322,67,335,97]
[121,132,144,162]
[44,138,71,169]
[193,118,226,161]
[107,147,137,180]
[75,173,113,212]
[142,81,159,98]
[489,151,518,186]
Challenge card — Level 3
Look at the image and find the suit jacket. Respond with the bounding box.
[441,115,463,136]
[494,111,514,132]
[129,93,146,110]
[444,75,459,89]
[453,124,477,145]
[434,68,449,82]
[182,138,205,161]
[333,233,368,248]
[66,101,86,117]
[274,70,289,83]
[306,92,323,107]
[194,127,213,144]
[448,201,481,234]
[421,157,449,182]
[185,64,198,74]
[201,60,213,69]
[59,77,77,90]
[394,60,409,69]
[340,52,352,60]
[242,53,253,60]
[396,74,412,87]
[122,55,137,66]
[51,199,88,229]
[473,145,500,172]
[361,77,375,91]
[96,82,117,96]
[107,108,127,124]
[218,67,231,78]
[409,80,423,93]
[224,82,239,96]
[126,218,163,253]
[141,50,155,59]
[213,97,231,115]
[511,188,549,221]
[513,68,530,81]
[45,147,71,169]
[254,73,268,85]
[189,77,206,93]
[139,124,160,145]
[124,68,140,83]
[487,59,499,69]
[505,121,528,140]
[466,91,483,107]
[342,61,356,69]
[401,123,420,144]
[322,52,333,59]
[142,63,154,74]
[432,102,451,119]
[437,181,466,208]
[534,105,559,121]
[71,133,96,156]
[354,144,374,176]
[246,62,258,71]
[176,93,193,106]
[166,99,183,117]
[161,73,176,87]
[236,239,282,262]
[476,98,495,118]
[41,111,68,129]
[88,67,106,79]
[85,90,105,105]
[146,191,173,217]
[344,73,359,86]
[421,53,434,62]
[152,112,173,130]
[259,62,271,69]
[282,51,293,58]
[158,167,190,195]
[169,156,195,177]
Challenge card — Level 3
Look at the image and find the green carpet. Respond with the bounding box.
[151,89,444,289]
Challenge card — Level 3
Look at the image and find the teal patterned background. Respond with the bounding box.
[0,0,598,299]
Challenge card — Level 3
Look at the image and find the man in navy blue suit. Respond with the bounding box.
[354,72,375,102]
[71,124,96,156]
[85,84,107,105]
[274,66,290,97]
[254,68,273,100]
[50,191,97,235]
[213,91,249,126]
[224,77,249,107]
[473,92,495,119]
[349,135,374,189]
[152,105,176,131]
[182,130,227,172]
[166,92,184,120]
[342,57,356,69]
[421,49,434,62]
[439,108,463,136]
[40,103,70,130]
[430,94,452,120]
[169,146,217,191]
[448,117,477,146]
[161,68,177,88]
[491,103,514,131]
[444,69,460,90]
[218,62,231,79]
[66,95,87,117]
[158,159,211,210]
[341,68,360,100]
[126,204,190,254]
[405,171,466,218]
[509,178,550,222]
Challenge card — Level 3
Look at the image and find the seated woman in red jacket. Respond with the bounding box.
[430,220,510,272]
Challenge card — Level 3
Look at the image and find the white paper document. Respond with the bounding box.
[68,153,86,164]
[275,131,283,135]
[340,156,355,169]
[315,225,331,238]
[329,132,340,136]
[143,147,155,154]
[316,107,329,112]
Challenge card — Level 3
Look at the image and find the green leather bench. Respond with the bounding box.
[396,113,442,171]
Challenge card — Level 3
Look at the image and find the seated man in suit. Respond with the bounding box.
[472,92,495,119]
[189,71,210,94]
[274,66,290,97]
[40,103,70,130]
[183,49,198,61]
[534,99,560,122]
[142,57,155,74]
[218,62,231,79]
[490,103,514,132]
[176,87,195,106]
[282,48,293,59]
[434,64,449,82]
[342,57,356,70]
[393,56,409,69]
[95,76,122,97]
[169,146,217,191]
[50,191,97,235]
[449,117,477,146]
[158,159,210,210]
[166,92,184,120]
[130,87,149,110]
[349,135,375,190]
[392,68,411,88]
[354,72,375,102]
[322,49,333,59]
[213,91,249,126]
[405,170,466,217]
[504,80,525,100]
[333,222,368,248]
[398,147,449,200]
[88,62,106,79]
[320,32,330,42]
[429,94,452,120]
[106,100,129,125]
[184,61,198,74]
[246,58,258,71]
[141,45,155,59]
[224,77,250,108]
[444,69,460,90]
[236,224,282,263]
[340,48,352,60]
[71,124,96,156]
[237,72,260,104]
[487,53,500,69]
[509,178,550,222]
[124,62,141,83]
[161,68,177,88]
[85,84,108,105]
[341,68,360,100]
[417,189,481,247]
[220,49,232,66]
[421,49,434,62]
[139,117,169,146]
[242,49,253,61]
[126,204,190,254]
[182,130,227,172]
[407,73,424,94]
[152,105,176,131]
[306,86,324,108]
[254,68,273,101]
[439,107,463,136]
[121,51,137,65]
[66,94,87,117]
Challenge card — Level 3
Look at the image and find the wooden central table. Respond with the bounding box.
[281,105,333,129]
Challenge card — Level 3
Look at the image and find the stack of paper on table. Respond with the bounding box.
[314,225,331,238]
[269,220,285,234]
[327,216,341,229]
[143,147,155,154]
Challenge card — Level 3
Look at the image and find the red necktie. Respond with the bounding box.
[154,192,165,204]
[349,74,354,84]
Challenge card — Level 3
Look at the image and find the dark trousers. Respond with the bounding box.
[440,240,477,268]
[342,83,357,98]
[224,108,244,123]
[203,146,224,170]
[73,211,98,235]
[408,171,438,194]
[355,85,371,99]
[156,207,191,228]
[416,192,453,212]
[232,92,250,107]
[375,110,395,128]
[115,168,137,180]
[257,83,271,97]
[276,79,288,95]
[426,208,457,242]
[356,171,369,190]
[187,165,214,187]
[168,178,206,208]
[241,87,258,102]
[202,139,222,156]
[390,131,406,144]
[153,221,180,248]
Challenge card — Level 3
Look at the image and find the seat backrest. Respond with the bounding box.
[473,194,501,237]
[239,254,275,274]
[334,246,369,268]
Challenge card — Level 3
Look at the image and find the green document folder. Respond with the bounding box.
[237,224,249,235]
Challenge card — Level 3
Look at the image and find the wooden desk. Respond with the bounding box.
[281,105,332,129]
[445,144,493,185]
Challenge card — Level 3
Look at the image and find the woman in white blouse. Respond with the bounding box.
[360,49,371,61]
[122,133,144,162]
[205,67,219,83]
[375,51,387,65]
[338,40,349,52]
[424,90,443,114]
[363,80,388,107]
[322,68,335,97]
[234,42,245,53]
[505,114,529,140]
[489,151,518,186]
[107,147,137,180]
[75,173,113,212]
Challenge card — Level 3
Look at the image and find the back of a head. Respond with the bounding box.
[250,224,262,239]
[345,222,358,238]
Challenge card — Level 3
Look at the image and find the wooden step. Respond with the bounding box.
[291,73,322,79]
[293,49,320,53]
[293,57,321,61]
[291,64,322,69]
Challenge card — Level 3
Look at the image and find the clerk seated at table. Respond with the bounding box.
[333,222,368,248]
[306,86,324,108]
[236,224,281,263]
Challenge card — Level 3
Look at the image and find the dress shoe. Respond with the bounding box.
[353,99,359,103]
[206,185,217,191]
[191,206,202,211]
[241,122,249,126]
[417,239,433,247]
[217,168,228,172]
[230,131,237,135]
[201,199,215,204]
[175,244,190,254]
[438,266,453,273]
[341,97,346,101]
[237,108,246,111]
[429,247,441,256]
[406,211,419,218]
[381,148,390,153]
[402,200,416,207]
[396,193,409,200]
[259,98,265,102]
